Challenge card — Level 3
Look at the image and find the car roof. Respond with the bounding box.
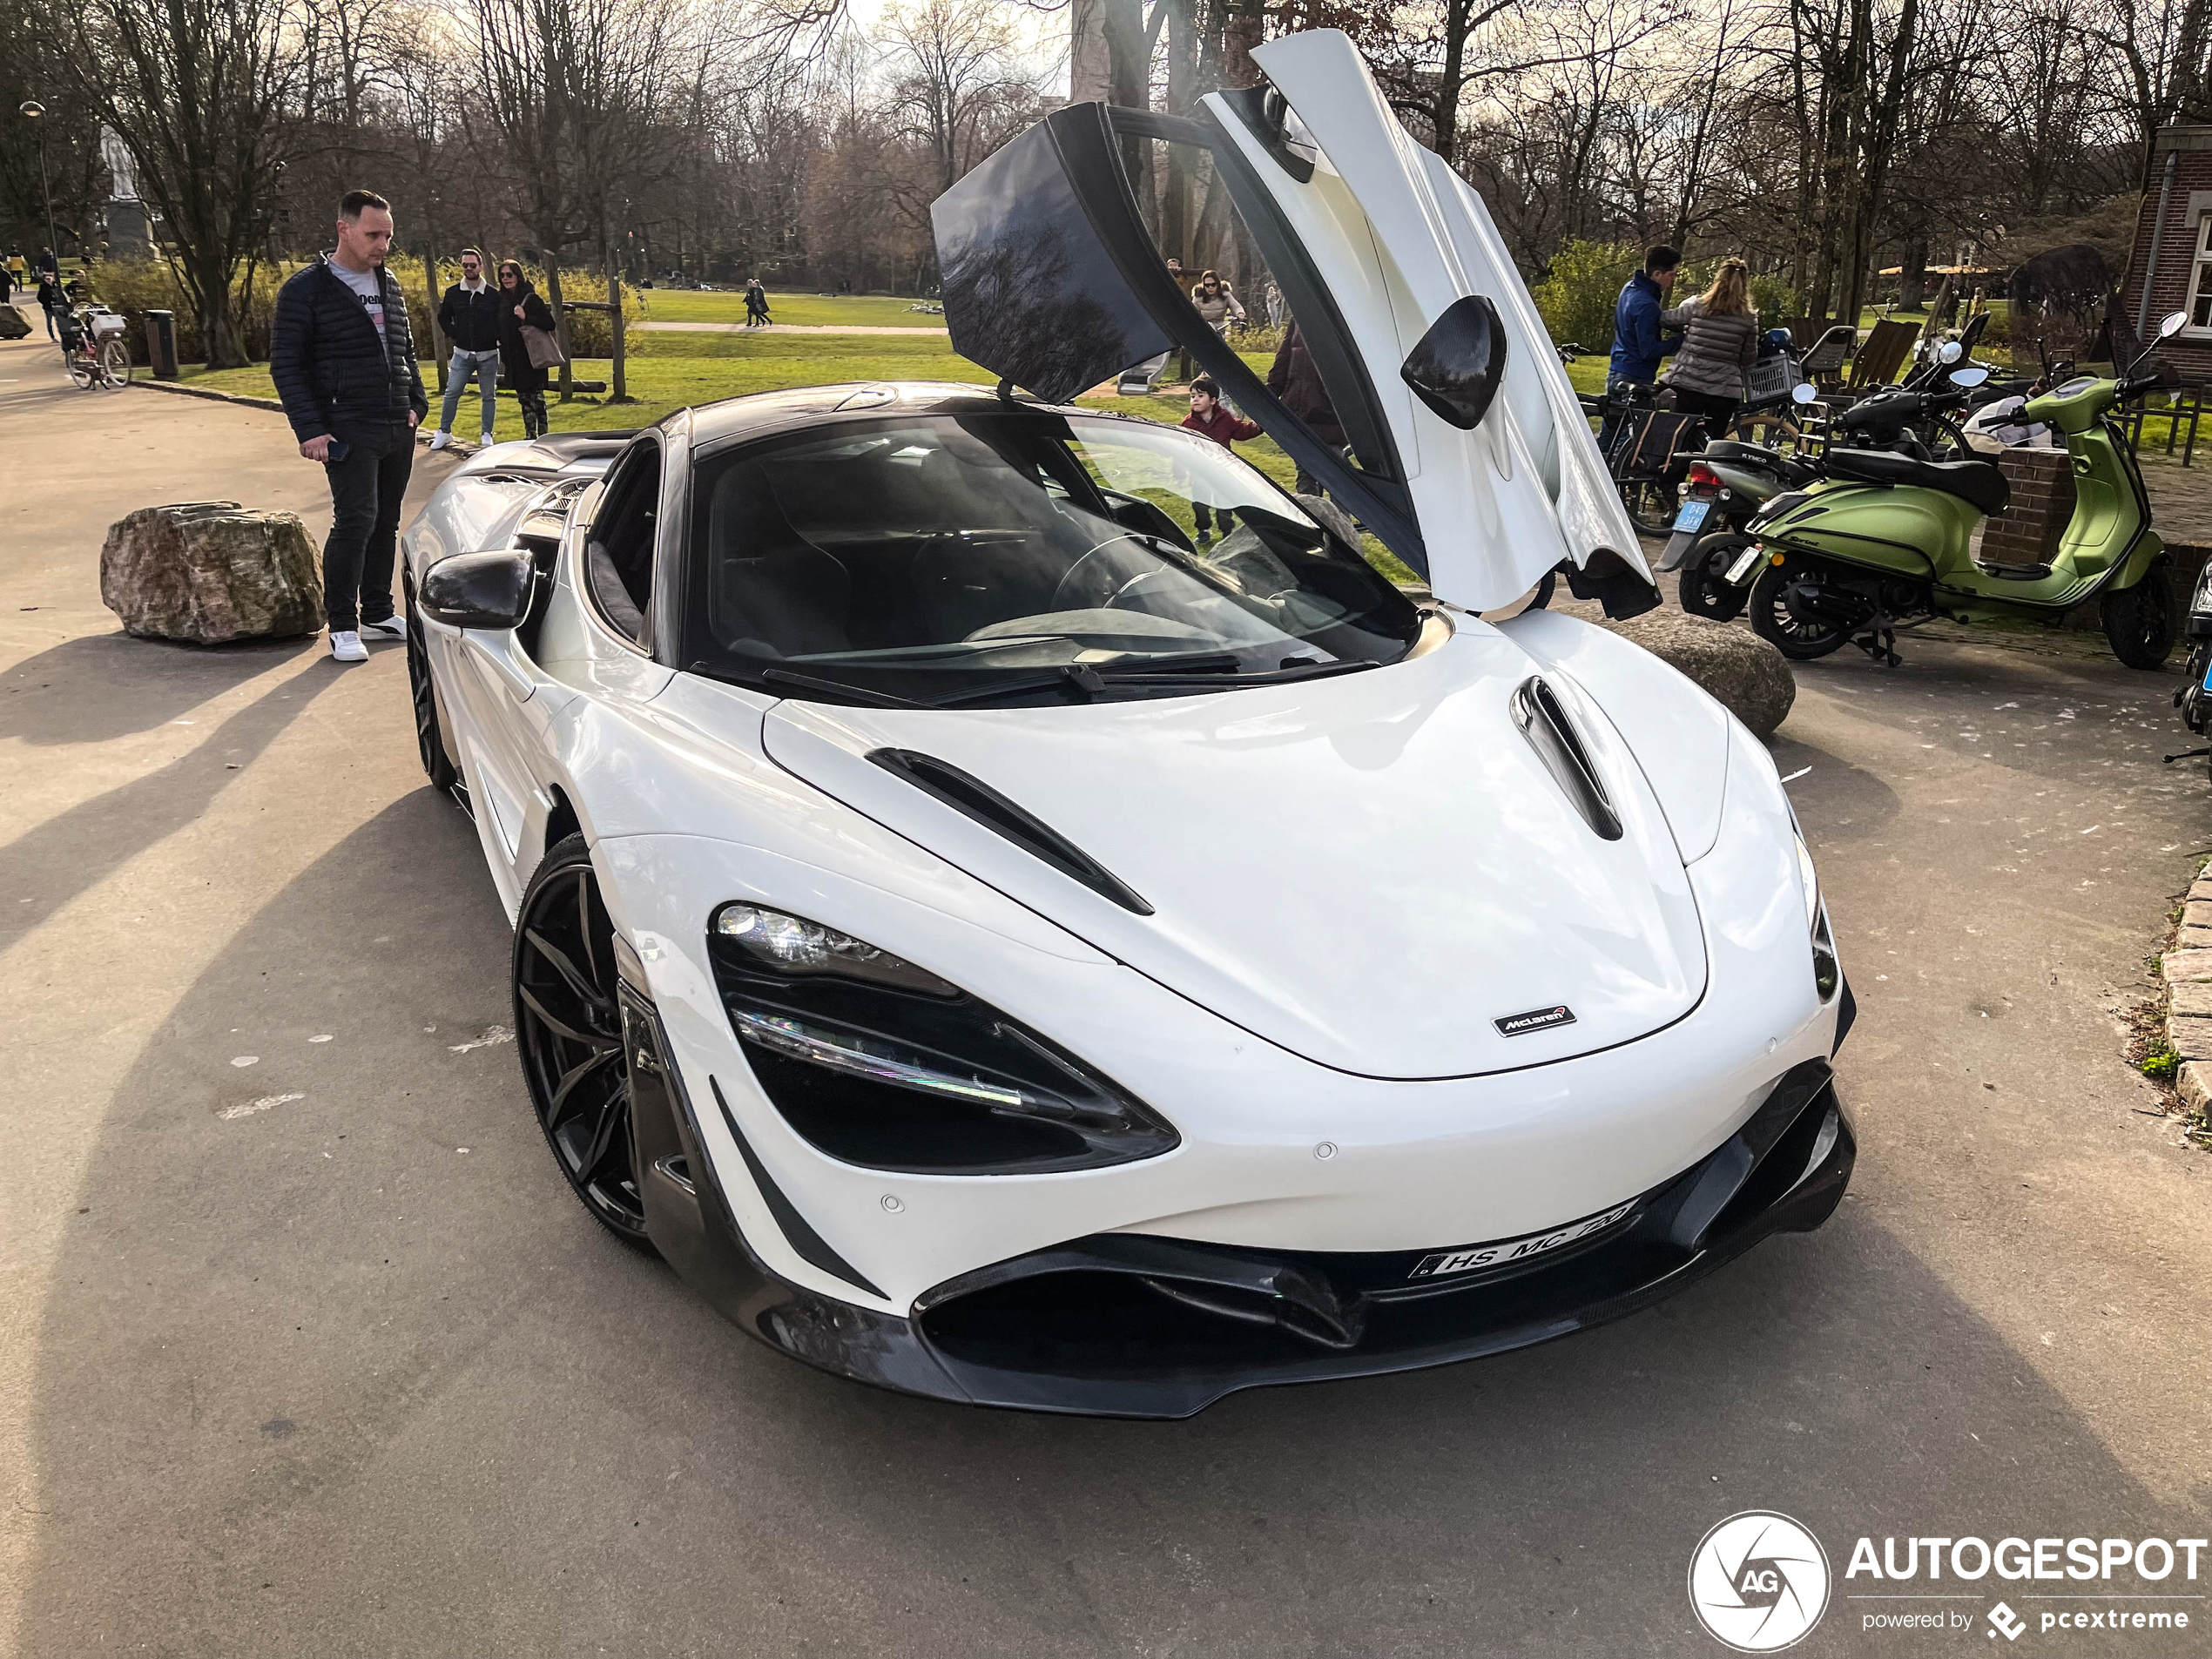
[681,381,1112,455]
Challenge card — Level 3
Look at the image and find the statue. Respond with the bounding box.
[101,126,138,203]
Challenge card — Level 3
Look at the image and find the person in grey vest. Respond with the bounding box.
[1662,257,1760,439]
[431,247,501,449]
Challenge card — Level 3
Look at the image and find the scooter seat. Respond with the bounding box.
[1825,448,2011,516]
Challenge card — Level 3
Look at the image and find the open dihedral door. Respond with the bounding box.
[928,28,1656,617]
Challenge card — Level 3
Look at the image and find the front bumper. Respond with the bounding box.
[631,993,1853,1417]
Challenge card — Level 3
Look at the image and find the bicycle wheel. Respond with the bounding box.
[98,338,132,388]
[1620,479,1675,536]
[64,346,93,389]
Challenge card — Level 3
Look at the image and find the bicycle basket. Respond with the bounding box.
[91,309,126,337]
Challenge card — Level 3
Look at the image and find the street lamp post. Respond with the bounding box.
[17,100,60,275]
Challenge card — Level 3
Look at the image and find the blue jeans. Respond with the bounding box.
[439,347,498,435]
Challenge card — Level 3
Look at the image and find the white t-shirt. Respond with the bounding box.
[330,259,385,341]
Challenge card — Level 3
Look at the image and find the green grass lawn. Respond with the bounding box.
[632,290,940,328]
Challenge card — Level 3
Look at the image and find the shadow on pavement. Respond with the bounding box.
[0,657,341,948]
[16,797,2208,1656]
[0,632,312,746]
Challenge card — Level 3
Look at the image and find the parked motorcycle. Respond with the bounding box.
[1710,311,2188,669]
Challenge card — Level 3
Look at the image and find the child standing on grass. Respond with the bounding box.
[1179,375,1259,541]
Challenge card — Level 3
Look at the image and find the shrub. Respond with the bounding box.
[1532,239,1638,354]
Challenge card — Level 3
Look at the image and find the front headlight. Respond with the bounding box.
[708,903,1178,1175]
[1795,832,1841,1001]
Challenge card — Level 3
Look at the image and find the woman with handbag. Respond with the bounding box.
[497,260,561,439]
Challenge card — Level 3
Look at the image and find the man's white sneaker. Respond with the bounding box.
[480,432,496,448]
[329,630,368,663]
[428,430,452,451]
[361,615,408,642]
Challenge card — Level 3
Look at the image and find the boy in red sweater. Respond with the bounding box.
[1178,375,1260,539]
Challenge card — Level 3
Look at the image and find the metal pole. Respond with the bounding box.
[2139,145,2179,340]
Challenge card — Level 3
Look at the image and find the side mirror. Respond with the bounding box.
[1401,294,1507,431]
[420,548,534,629]
[1948,366,1990,388]
[2161,309,2190,340]
[1939,340,1964,364]
[1791,382,1818,406]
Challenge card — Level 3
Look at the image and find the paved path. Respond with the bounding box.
[3,340,2209,1656]
[635,319,948,335]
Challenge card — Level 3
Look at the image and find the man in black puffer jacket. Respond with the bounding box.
[270,187,428,663]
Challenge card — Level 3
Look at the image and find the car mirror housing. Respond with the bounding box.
[421,548,534,630]
[1400,294,1507,431]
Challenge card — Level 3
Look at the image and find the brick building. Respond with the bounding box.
[2121,125,2212,380]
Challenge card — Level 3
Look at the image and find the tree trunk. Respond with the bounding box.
[543,260,573,401]
[423,245,448,392]
[605,239,628,403]
[1895,229,1926,313]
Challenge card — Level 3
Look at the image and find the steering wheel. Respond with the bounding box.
[1050,536,1157,611]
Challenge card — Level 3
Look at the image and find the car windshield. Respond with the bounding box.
[683,409,1420,705]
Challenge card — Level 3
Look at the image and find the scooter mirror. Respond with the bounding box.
[1939,340,1964,364]
[2160,310,2190,340]
[1792,382,1818,405]
[1948,366,1991,388]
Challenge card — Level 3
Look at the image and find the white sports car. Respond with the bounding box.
[400,30,1853,1417]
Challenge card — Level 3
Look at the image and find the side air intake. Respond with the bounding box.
[867,748,1155,915]
[1510,677,1622,841]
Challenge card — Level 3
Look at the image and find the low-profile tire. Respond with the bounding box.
[404,587,462,795]
[2101,564,2175,670]
[1677,533,1752,622]
[1749,555,1851,660]
[513,833,657,1254]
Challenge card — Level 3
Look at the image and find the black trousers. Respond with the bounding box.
[321,422,413,631]
[1193,502,1235,536]
[1669,388,1740,439]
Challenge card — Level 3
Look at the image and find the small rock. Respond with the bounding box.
[2167,1010,2212,1061]
[2170,980,2212,1019]
[2161,948,2212,983]
[99,502,322,644]
[2179,1062,2212,1114]
[1595,610,1796,737]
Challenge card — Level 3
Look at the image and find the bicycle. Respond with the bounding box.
[59,303,132,390]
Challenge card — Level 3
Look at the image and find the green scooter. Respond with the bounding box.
[1716,310,2188,669]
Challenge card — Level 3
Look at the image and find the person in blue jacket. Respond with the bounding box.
[1598,245,1683,457]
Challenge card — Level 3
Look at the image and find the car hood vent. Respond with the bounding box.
[1510,676,1622,840]
[867,748,1154,915]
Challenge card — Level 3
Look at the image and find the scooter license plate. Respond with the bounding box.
[1724,544,1766,584]
[2202,654,2212,692]
[1671,498,1712,533]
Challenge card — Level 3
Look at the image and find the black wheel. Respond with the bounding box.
[2101,564,2175,670]
[404,587,461,794]
[1677,533,1752,622]
[1621,479,1674,536]
[1749,554,1851,660]
[514,835,656,1251]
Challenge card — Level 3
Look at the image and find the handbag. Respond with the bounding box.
[521,323,565,369]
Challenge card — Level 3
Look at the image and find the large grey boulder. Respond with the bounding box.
[100,502,323,643]
[1598,609,1796,737]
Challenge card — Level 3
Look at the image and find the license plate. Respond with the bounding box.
[1671,498,1712,533]
[1407,1199,1638,1280]
[1724,544,1766,583]
[2202,654,2212,692]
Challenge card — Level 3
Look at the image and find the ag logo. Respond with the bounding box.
[1688,1511,1831,1652]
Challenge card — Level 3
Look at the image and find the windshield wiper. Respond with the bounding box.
[757,666,934,709]
[922,653,1244,708]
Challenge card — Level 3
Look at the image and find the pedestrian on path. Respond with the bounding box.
[496,260,556,440]
[431,247,502,450]
[1179,375,1260,541]
[1661,255,1759,440]
[35,267,64,341]
[1,250,18,301]
[269,187,427,664]
[745,278,771,327]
